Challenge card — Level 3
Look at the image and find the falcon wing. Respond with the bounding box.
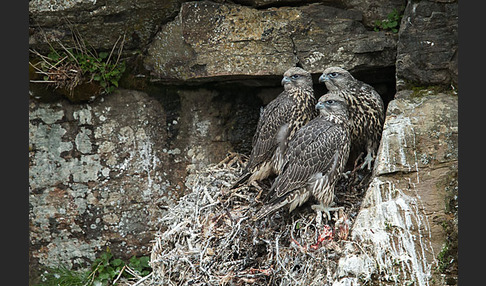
[246,92,295,170]
[272,118,348,199]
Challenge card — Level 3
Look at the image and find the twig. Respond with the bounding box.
[221,216,247,247]
[106,34,122,66]
[130,272,153,286]
[125,266,142,280]
[275,234,298,284]
[199,236,215,277]
[29,80,58,83]
[55,39,79,65]
[112,33,126,70]
[29,49,68,71]
[84,262,101,286]
[64,17,93,57]
[201,185,216,204]
[112,264,126,285]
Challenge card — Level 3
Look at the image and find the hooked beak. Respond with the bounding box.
[318,74,328,83]
[315,101,325,111]
[281,76,291,86]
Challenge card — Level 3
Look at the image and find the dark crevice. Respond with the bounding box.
[289,36,303,68]
[143,60,396,156]
[233,0,347,10]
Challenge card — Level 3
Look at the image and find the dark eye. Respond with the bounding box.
[328,72,338,78]
[325,100,335,104]
[291,74,300,79]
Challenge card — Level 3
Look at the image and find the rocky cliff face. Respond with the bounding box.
[144,1,398,82]
[335,93,458,285]
[29,0,183,56]
[396,0,458,90]
[29,90,172,270]
[29,0,458,285]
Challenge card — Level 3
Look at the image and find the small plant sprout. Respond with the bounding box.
[374,8,403,33]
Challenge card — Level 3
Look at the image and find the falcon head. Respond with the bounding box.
[318,67,354,91]
[316,93,349,119]
[281,67,313,91]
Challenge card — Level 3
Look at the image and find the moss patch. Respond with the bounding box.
[409,85,457,98]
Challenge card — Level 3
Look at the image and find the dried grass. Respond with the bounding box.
[29,48,83,92]
[133,153,371,286]
[29,21,126,100]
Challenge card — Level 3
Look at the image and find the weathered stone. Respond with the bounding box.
[148,85,263,168]
[292,4,397,72]
[396,0,458,90]
[334,93,458,285]
[144,1,397,82]
[235,0,337,8]
[343,0,406,28]
[29,85,265,279]
[29,0,183,55]
[29,90,174,272]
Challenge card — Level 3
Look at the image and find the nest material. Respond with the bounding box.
[142,153,371,286]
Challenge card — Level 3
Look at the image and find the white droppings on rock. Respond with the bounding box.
[340,177,436,285]
[374,99,422,184]
[375,115,414,174]
[336,254,375,280]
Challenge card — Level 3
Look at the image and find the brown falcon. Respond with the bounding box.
[231,67,317,189]
[319,67,385,170]
[254,93,351,220]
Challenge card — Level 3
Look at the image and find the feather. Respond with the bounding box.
[318,67,385,170]
[231,67,317,189]
[254,94,351,220]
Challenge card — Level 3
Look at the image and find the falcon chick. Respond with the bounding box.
[231,67,317,189]
[319,67,385,170]
[254,93,351,221]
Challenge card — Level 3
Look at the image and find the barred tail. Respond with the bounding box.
[252,185,290,221]
[230,172,251,190]
[252,200,288,221]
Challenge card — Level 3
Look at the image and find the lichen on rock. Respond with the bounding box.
[29,90,176,272]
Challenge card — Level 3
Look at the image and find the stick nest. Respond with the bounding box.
[141,153,371,286]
